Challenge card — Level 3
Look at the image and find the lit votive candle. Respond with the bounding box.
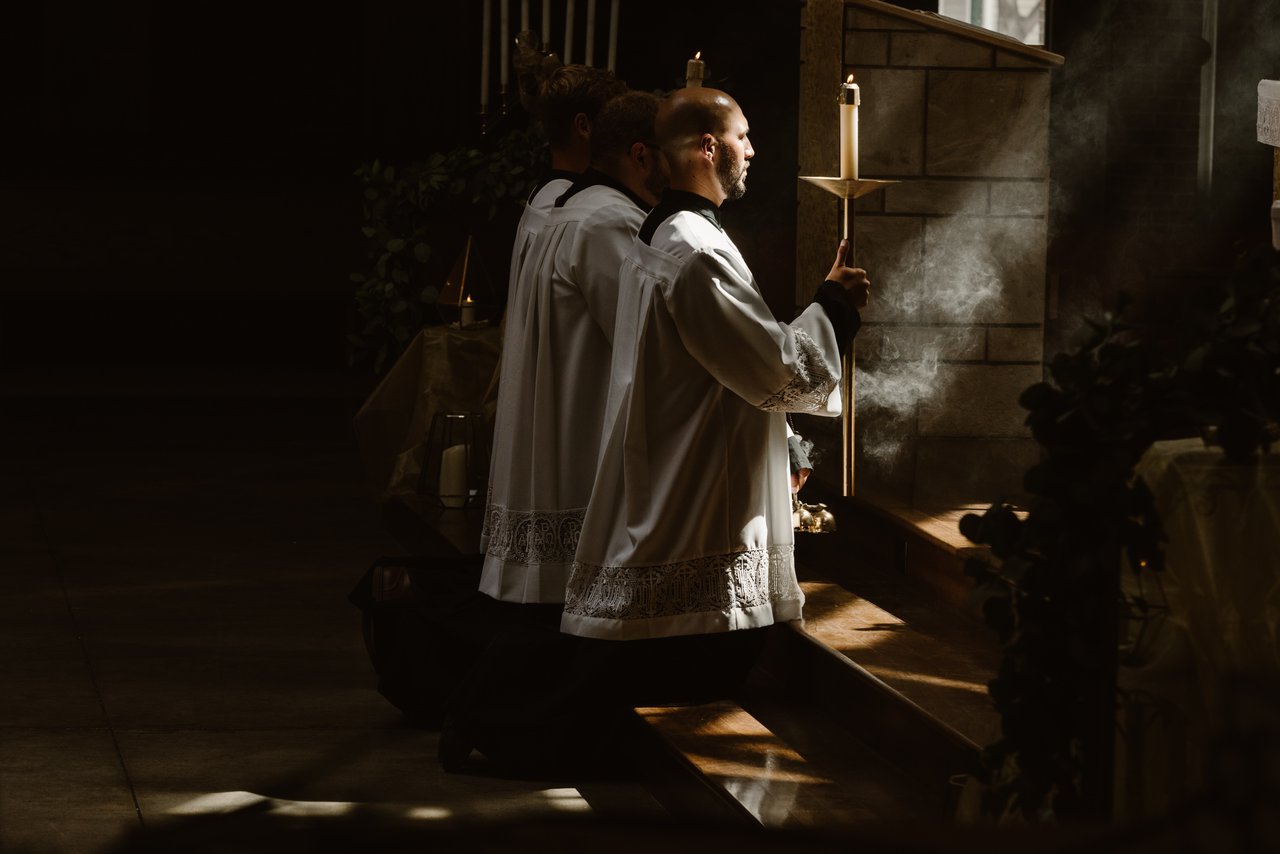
[685,51,704,88]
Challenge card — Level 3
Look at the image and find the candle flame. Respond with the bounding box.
[694,51,701,60]
[464,295,474,304]
[847,73,855,84]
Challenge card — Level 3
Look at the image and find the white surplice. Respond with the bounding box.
[480,179,648,603]
[509,174,576,288]
[562,209,846,640]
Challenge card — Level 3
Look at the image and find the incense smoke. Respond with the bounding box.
[855,218,1006,465]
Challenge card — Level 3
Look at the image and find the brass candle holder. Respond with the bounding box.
[798,174,896,497]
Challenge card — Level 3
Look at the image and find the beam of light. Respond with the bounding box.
[270,800,355,817]
[166,791,355,817]
[167,791,266,815]
[540,788,591,812]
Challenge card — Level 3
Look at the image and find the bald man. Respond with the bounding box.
[562,88,868,663]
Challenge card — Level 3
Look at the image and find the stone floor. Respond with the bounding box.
[0,366,661,853]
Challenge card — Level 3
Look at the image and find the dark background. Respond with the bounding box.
[0,0,805,375]
[1,0,1276,378]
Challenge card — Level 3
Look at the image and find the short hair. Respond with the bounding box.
[537,65,629,148]
[589,91,660,162]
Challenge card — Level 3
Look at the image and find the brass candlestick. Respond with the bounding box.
[798,175,896,497]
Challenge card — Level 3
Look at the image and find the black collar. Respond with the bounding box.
[554,168,652,212]
[638,190,722,245]
[526,169,580,204]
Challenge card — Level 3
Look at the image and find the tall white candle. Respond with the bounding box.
[685,51,704,88]
[480,0,492,107]
[606,0,619,72]
[542,0,551,48]
[439,444,470,508]
[584,0,596,67]
[839,73,860,180]
[521,0,529,32]
[564,0,575,64]
[500,0,510,87]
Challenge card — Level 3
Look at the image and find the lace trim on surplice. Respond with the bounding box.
[758,327,836,413]
[482,503,585,566]
[563,544,798,622]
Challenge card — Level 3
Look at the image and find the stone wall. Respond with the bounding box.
[798,0,1057,508]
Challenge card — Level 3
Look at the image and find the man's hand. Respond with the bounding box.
[826,239,871,309]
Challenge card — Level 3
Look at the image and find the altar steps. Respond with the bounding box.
[634,697,933,830]
[635,530,1001,830]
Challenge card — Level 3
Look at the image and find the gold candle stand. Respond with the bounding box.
[798,175,896,497]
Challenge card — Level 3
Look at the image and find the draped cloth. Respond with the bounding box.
[563,210,848,640]
[1115,439,1280,818]
[480,183,647,603]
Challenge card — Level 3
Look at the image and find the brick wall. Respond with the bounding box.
[798,0,1056,508]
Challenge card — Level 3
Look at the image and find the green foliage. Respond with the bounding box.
[350,126,548,372]
[961,305,1174,820]
[961,249,1280,820]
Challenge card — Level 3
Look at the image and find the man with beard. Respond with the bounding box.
[440,92,667,773]
[481,90,666,605]
[560,86,870,696]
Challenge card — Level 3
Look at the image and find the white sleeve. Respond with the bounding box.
[662,247,843,417]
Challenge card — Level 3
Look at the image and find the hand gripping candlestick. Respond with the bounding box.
[799,73,896,496]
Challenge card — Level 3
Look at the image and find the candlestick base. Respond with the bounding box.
[498,89,509,116]
[799,176,898,200]
[477,108,489,137]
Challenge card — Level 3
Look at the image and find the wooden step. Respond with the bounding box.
[799,496,990,611]
[634,558,998,822]
[792,570,999,750]
[635,699,935,830]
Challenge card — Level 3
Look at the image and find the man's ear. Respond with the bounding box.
[698,133,716,161]
[629,141,649,168]
[573,112,591,139]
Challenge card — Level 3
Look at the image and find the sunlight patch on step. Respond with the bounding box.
[799,582,902,652]
[696,757,833,786]
[861,666,988,696]
[541,787,591,812]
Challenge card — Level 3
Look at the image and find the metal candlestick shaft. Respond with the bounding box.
[798,175,896,496]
